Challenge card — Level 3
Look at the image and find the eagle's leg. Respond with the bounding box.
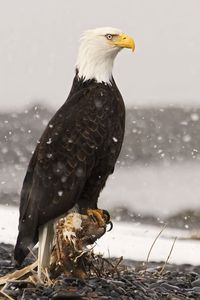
[79,172,113,230]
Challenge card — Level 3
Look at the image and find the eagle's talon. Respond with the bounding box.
[107,221,113,232]
[102,209,111,224]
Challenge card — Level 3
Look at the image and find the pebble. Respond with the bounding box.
[145,266,161,273]
[192,278,200,287]
[52,293,82,299]
[190,271,199,278]
[192,286,200,293]
[149,282,164,289]
[160,282,180,291]
[1,243,200,300]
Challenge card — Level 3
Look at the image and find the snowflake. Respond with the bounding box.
[191,113,199,121]
[58,190,63,197]
[112,137,118,143]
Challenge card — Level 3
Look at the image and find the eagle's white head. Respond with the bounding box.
[76,27,135,84]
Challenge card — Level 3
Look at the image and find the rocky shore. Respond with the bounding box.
[0,243,200,299]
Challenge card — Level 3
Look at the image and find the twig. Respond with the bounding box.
[0,288,15,300]
[28,246,52,285]
[90,259,101,277]
[159,237,177,275]
[101,257,115,269]
[0,261,38,285]
[112,256,123,275]
[44,268,53,286]
[145,223,167,271]
[74,245,95,263]
[27,247,37,261]
[90,255,123,278]
[107,248,111,259]
[28,275,38,285]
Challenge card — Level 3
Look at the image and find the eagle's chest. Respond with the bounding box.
[108,115,124,155]
[101,97,125,166]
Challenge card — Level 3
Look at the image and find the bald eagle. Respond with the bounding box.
[14,27,135,271]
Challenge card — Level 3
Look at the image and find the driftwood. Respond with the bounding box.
[0,261,38,286]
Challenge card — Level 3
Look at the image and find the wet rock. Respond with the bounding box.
[1,243,200,300]
[190,271,199,279]
[192,286,200,293]
[160,282,180,291]
[192,278,200,287]
[52,291,82,300]
[149,281,164,289]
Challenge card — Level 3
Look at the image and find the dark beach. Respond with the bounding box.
[1,243,200,300]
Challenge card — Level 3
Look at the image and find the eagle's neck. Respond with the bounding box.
[76,43,119,84]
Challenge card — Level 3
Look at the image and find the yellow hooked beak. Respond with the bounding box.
[113,33,135,52]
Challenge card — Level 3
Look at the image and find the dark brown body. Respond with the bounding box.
[14,74,125,264]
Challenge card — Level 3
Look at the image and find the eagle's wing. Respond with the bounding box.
[14,85,113,263]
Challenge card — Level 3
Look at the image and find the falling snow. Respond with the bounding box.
[94,99,103,108]
[190,113,199,121]
[46,137,52,144]
[58,190,63,197]
[1,104,200,237]
[183,134,191,143]
[42,119,48,126]
[112,137,118,143]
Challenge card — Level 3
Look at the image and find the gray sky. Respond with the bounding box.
[1,0,200,111]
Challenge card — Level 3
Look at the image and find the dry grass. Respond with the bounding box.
[159,237,177,275]
[0,286,15,300]
[144,224,177,276]
[0,251,124,298]
[84,252,124,278]
[0,261,38,286]
[145,224,167,271]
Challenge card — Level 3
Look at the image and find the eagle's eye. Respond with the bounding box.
[105,34,113,40]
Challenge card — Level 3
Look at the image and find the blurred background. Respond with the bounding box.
[1,0,200,231]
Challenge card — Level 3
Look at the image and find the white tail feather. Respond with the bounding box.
[38,221,54,279]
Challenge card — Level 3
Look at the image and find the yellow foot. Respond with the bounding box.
[87,209,109,227]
